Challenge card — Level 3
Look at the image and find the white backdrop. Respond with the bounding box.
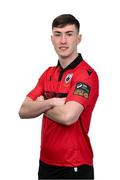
[0,0,120,179]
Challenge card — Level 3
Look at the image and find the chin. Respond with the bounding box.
[58,51,71,58]
[59,54,69,59]
[60,53,74,59]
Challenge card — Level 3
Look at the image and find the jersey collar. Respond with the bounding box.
[57,53,83,71]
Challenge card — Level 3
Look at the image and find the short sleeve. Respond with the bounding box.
[66,71,99,109]
[27,69,48,100]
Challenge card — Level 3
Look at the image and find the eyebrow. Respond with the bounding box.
[53,31,74,34]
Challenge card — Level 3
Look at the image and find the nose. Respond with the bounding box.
[60,34,67,44]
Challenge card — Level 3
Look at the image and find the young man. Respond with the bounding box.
[19,14,99,179]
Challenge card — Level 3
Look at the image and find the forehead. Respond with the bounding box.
[52,24,77,33]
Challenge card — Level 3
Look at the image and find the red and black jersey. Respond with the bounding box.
[27,54,99,167]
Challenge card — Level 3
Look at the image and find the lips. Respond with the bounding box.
[59,47,68,50]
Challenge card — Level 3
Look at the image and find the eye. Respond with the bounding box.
[54,33,61,37]
[67,33,73,36]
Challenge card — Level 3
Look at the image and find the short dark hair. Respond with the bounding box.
[52,14,80,32]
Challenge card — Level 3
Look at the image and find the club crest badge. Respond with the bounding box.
[65,74,73,84]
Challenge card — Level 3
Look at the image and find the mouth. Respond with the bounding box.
[59,47,69,51]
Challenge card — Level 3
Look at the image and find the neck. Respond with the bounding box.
[59,52,78,69]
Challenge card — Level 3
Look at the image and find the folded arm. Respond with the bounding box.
[19,96,65,119]
[19,95,84,125]
[45,101,84,126]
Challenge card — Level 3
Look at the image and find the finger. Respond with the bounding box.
[37,96,44,101]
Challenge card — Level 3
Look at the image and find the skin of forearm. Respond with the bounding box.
[45,101,83,126]
[45,105,73,126]
[19,99,53,119]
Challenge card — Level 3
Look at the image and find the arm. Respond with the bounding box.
[19,96,65,119]
[19,96,53,119]
[45,101,84,126]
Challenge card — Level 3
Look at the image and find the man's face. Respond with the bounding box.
[51,24,81,58]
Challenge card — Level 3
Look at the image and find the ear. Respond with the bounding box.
[77,34,82,44]
[51,35,54,45]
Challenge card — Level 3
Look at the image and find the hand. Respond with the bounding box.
[50,97,66,107]
[36,95,45,102]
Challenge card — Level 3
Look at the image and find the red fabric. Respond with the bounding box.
[27,58,99,167]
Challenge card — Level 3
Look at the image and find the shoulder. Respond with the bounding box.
[39,66,56,77]
[44,66,56,73]
[72,60,99,97]
[72,60,99,93]
[75,60,99,81]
